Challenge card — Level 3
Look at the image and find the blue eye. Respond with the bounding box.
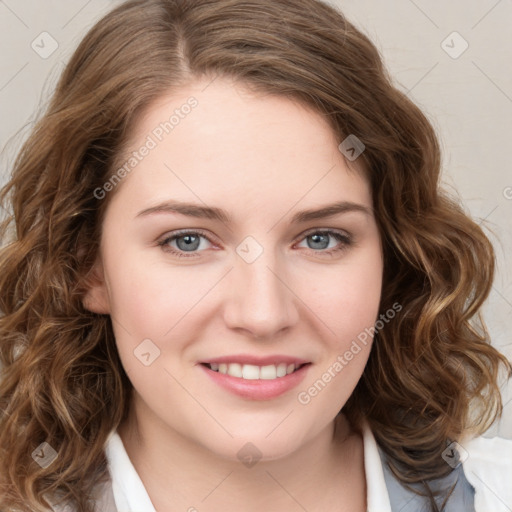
[158,229,352,258]
[296,230,352,255]
[158,230,213,257]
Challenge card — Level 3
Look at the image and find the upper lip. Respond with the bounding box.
[200,354,310,366]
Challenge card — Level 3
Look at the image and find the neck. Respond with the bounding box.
[117,395,366,512]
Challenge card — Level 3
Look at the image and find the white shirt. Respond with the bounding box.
[51,425,512,511]
[101,425,512,512]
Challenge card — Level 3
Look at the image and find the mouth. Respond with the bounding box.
[200,361,310,381]
[198,356,312,400]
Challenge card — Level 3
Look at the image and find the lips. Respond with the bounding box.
[198,354,312,400]
[201,354,310,366]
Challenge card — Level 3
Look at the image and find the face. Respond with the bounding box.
[85,76,383,460]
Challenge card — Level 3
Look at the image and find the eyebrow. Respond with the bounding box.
[135,200,372,224]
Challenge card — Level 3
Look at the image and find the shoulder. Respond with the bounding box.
[460,434,512,512]
[362,420,512,512]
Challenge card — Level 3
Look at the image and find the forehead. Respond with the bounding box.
[108,77,371,221]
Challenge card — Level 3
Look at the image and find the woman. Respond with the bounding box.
[0,0,510,511]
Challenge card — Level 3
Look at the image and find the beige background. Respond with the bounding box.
[0,0,511,437]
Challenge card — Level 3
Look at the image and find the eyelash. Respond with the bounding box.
[157,228,353,259]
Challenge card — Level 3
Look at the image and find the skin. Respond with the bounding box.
[84,76,383,512]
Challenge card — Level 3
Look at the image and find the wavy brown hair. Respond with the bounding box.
[1,0,510,510]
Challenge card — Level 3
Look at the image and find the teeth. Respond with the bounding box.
[276,363,287,377]
[227,363,243,378]
[211,362,299,380]
[260,365,277,380]
[242,364,260,380]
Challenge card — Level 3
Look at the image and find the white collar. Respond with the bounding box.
[104,430,157,512]
[361,421,393,511]
[104,422,391,512]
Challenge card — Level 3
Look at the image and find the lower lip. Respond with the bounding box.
[199,364,311,400]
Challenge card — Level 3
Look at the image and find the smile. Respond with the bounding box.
[203,362,307,380]
[199,356,312,400]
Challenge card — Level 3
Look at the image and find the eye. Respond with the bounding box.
[158,230,215,258]
[157,228,353,259]
[295,229,352,256]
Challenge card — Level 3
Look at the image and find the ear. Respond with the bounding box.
[82,257,111,314]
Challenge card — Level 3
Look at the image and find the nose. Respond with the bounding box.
[222,246,300,340]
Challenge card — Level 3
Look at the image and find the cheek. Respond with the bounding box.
[338,263,382,338]
[102,257,203,391]
[104,252,211,337]
[101,252,227,387]
[297,246,383,344]
[294,257,382,423]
